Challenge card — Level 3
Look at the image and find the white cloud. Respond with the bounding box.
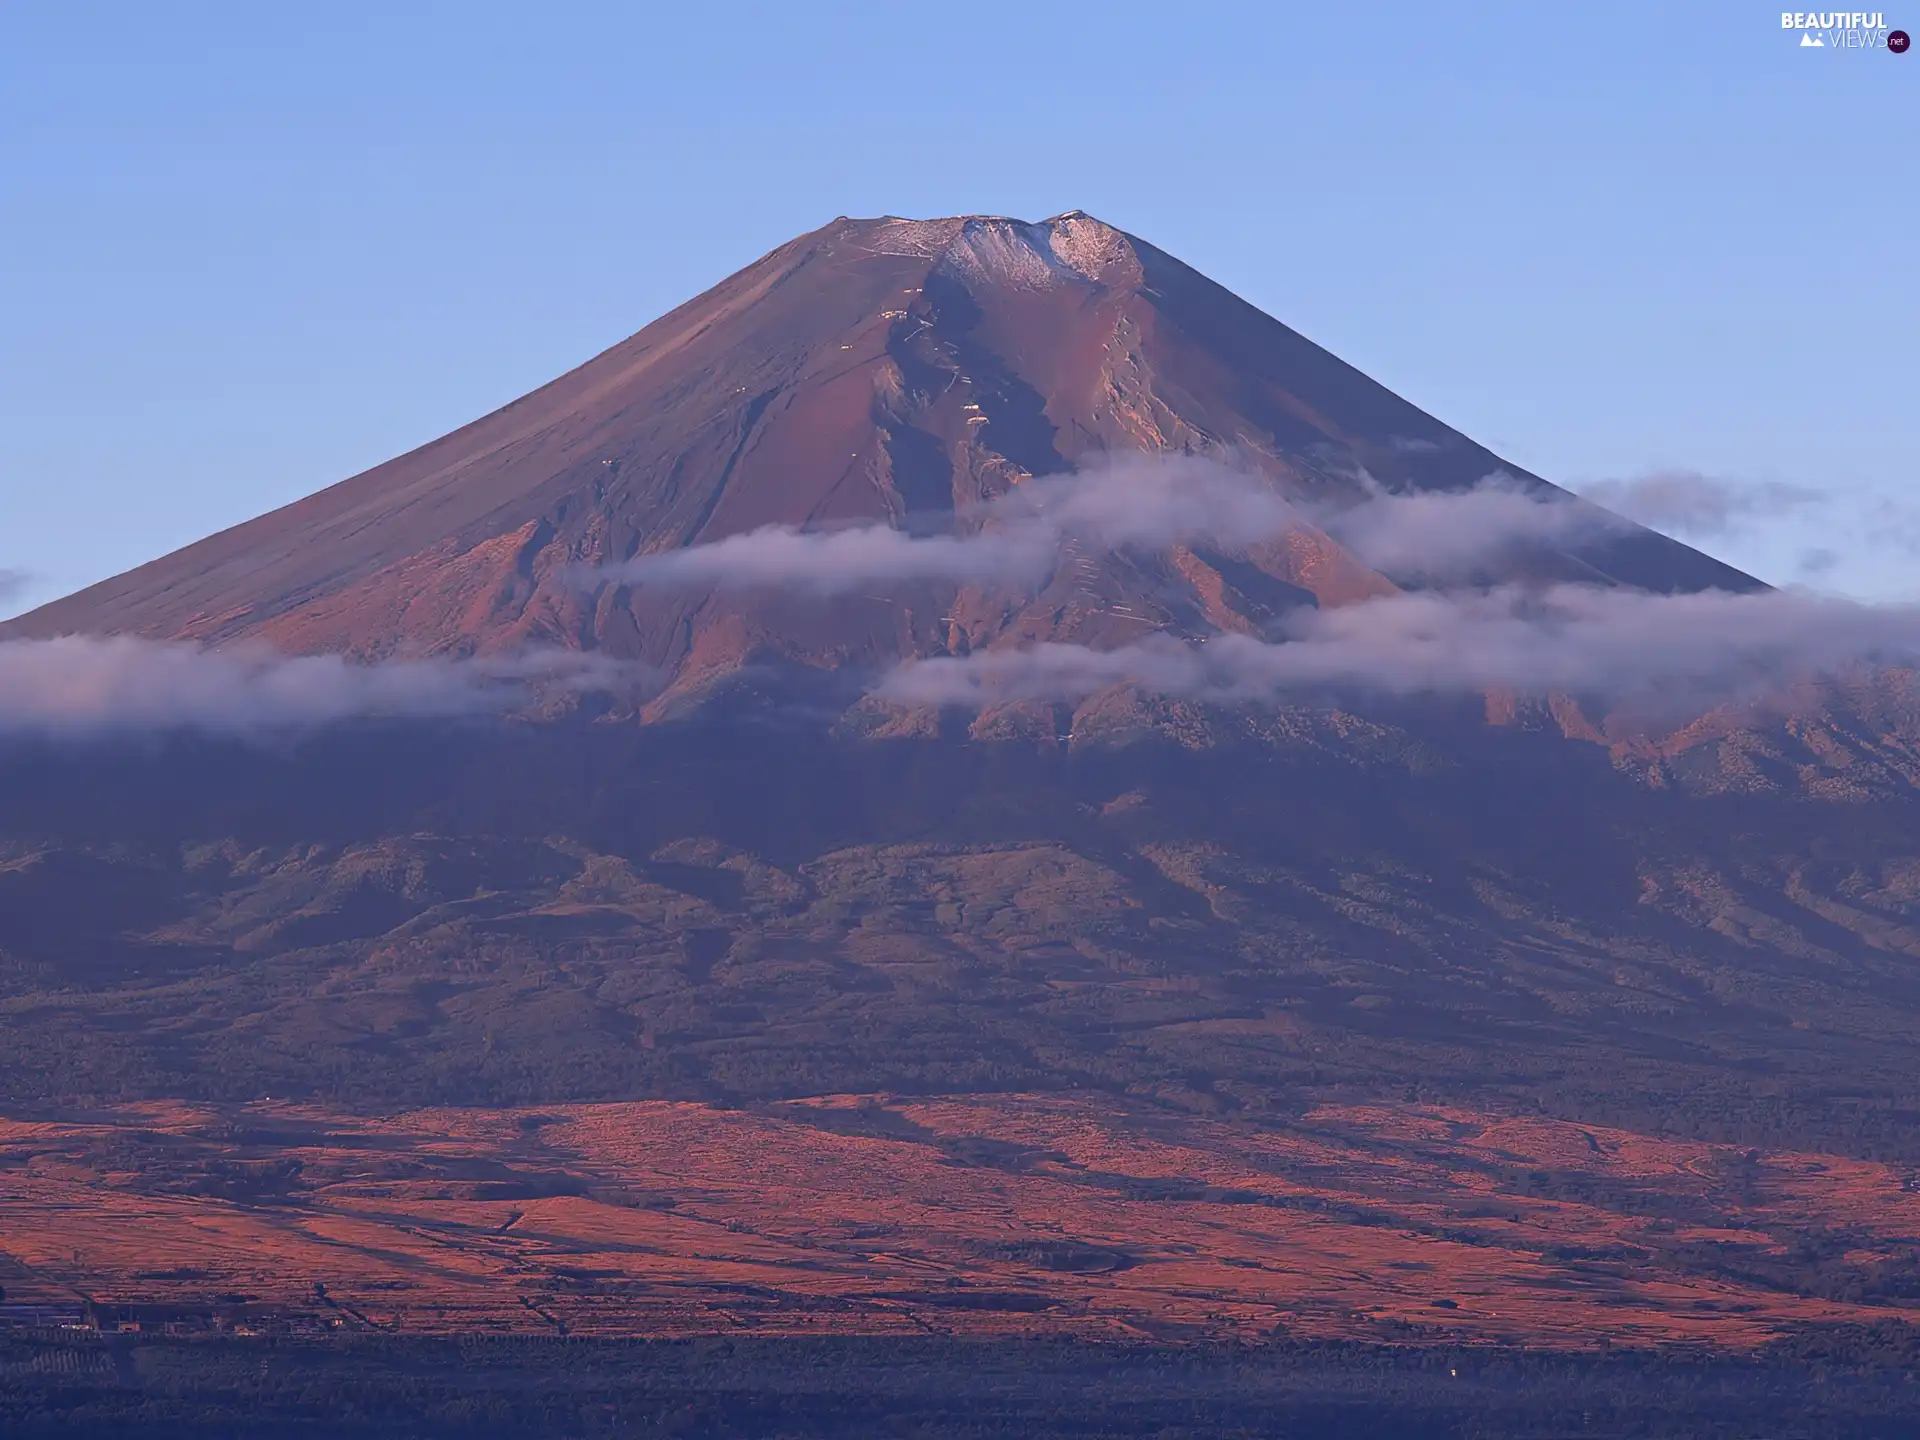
[600,458,1633,595]
[1316,474,1617,577]
[0,638,641,741]
[601,454,1301,595]
[879,585,1920,713]
[1575,471,1821,537]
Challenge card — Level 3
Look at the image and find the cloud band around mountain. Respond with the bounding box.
[1316,475,1621,577]
[7,462,1899,737]
[600,457,1631,595]
[0,638,641,740]
[600,455,1307,594]
[877,585,1920,712]
[1572,470,1822,537]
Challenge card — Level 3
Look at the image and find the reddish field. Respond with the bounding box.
[3,1094,1917,1348]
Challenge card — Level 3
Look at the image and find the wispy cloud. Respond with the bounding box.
[600,455,1301,595]
[1798,547,1841,579]
[1864,496,1920,556]
[600,458,1631,596]
[879,585,1920,714]
[1317,474,1617,577]
[0,638,641,741]
[1574,471,1821,537]
[605,520,1055,593]
[0,569,30,610]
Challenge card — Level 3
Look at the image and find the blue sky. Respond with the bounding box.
[2,1,1913,617]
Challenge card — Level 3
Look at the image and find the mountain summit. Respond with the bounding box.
[9,220,1920,1363]
[5,212,1755,714]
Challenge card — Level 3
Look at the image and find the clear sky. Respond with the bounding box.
[2,1,1913,619]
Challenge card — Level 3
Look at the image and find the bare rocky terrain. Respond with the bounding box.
[5,215,1920,1389]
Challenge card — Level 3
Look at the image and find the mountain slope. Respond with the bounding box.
[5,721,1920,1161]
[11,218,1920,1357]
[3,213,1757,701]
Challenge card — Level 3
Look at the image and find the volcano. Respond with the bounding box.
[5,212,1756,720]
[9,216,1920,1361]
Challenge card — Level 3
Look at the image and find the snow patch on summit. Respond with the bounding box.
[862,217,967,258]
[1046,214,1140,284]
[933,215,1140,291]
[939,219,1075,291]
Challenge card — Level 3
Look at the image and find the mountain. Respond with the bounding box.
[6,215,1920,1352]
[3,212,1756,720]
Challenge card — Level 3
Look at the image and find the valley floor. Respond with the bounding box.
[4,1093,1919,1350]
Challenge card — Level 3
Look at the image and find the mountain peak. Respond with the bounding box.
[3,213,1758,700]
[820,212,1141,288]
